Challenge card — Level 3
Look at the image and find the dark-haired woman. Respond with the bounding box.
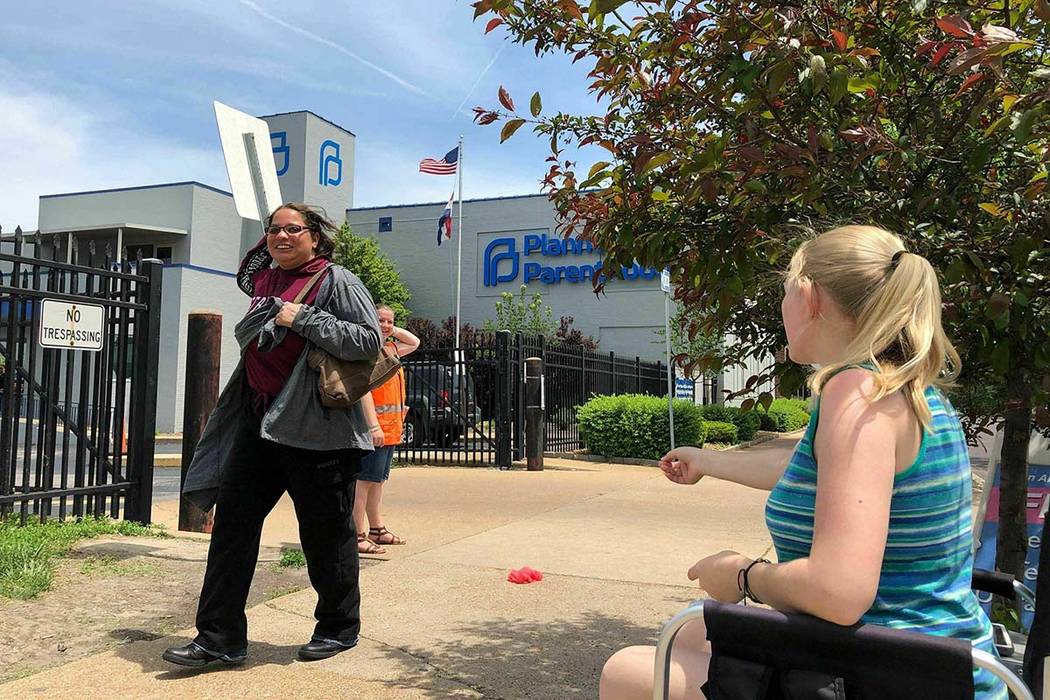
[163,203,382,667]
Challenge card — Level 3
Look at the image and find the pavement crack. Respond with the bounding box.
[359,634,501,699]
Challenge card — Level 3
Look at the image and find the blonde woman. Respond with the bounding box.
[599,226,1005,699]
[354,304,419,555]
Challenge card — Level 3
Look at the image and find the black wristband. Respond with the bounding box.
[741,558,771,605]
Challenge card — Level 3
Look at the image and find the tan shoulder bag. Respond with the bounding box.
[292,268,401,409]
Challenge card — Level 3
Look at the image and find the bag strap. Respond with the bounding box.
[291,267,329,304]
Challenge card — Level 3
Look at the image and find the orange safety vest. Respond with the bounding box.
[371,341,407,445]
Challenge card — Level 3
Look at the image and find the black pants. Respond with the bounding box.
[193,413,363,654]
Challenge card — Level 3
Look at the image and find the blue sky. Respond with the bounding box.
[0,0,603,231]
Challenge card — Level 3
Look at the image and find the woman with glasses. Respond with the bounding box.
[164,203,382,668]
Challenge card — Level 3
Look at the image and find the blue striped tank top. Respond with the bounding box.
[765,383,1006,699]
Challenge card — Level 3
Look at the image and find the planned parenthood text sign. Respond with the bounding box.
[38,300,105,351]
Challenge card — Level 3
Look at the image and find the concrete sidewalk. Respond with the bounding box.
[4,439,792,699]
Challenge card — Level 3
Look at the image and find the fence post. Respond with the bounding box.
[610,351,616,394]
[637,357,643,393]
[179,311,222,532]
[495,330,513,469]
[524,357,544,471]
[125,260,163,524]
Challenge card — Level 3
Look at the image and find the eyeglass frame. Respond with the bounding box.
[265,224,314,236]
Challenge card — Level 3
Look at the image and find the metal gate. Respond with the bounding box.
[0,228,162,524]
[396,331,514,468]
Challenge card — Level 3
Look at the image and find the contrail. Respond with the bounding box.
[238,0,427,96]
[453,41,508,119]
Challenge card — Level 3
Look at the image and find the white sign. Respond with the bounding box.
[214,101,283,221]
[39,300,105,351]
[660,268,671,293]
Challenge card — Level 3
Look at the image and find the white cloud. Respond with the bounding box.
[0,84,225,232]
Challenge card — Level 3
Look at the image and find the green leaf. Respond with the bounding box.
[984,114,1011,137]
[651,189,670,202]
[588,161,611,179]
[828,66,848,105]
[591,0,629,15]
[767,61,793,96]
[640,151,672,175]
[1012,107,1042,143]
[530,91,542,117]
[968,142,992,170]
[979,202,1006,217]
[500,118,527,143]
[847,76,878,93]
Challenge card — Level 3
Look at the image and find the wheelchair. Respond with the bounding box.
[654,564,1045,699]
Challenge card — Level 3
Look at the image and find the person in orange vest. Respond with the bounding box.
[355,304,420,555]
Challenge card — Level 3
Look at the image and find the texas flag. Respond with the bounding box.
[437,191,454,246]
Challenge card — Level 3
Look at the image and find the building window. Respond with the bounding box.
[157,246,173,264]
[378,217,392,233]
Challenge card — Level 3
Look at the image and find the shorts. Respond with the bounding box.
[357,446,395,483]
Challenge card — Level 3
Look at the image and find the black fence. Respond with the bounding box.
[395,331,674,467]
[516,335,669,452]
[0,228,162,524]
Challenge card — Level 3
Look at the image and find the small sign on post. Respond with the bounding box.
[38,300,105,351]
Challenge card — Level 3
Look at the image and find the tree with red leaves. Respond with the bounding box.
[473,0,1049,578]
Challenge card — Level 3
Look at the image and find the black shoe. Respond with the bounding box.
[161,642,247,668]
[297,636,359,661]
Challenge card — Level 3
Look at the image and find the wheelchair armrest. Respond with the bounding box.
[972,568,1036,609]
[653,600,1035,700]
[973,568,1020,600]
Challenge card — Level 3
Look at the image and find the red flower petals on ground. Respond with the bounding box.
[507,566,544,584]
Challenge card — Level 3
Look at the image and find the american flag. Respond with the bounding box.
[419,146,459,175]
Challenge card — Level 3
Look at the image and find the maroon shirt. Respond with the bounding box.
[244,257,331,411]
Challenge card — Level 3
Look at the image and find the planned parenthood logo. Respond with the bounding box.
[319,140,342,187]
[483,238,520,287]
[270,131,290,176]
[482,232,658,287]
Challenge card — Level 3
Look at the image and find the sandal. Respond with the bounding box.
[357,532,386,555]
[369,526,406,546]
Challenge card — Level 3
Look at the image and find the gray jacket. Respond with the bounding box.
[183,265,382,509]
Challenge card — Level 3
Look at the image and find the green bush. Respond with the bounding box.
[702,421,738,445]
[758,398,812,433]
[698,404,761,442]
[732,410,762,442]
[578,394,706,460]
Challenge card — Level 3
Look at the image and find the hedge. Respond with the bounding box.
[758,398,812,433]
[702,420,738,445]
[577,394,706,460]
[698,404,762,442]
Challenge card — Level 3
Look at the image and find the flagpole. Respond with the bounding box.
[454,135,464,350]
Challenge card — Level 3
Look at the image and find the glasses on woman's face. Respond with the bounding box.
[266,224,312,236]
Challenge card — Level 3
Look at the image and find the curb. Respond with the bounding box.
[544,430,806,467]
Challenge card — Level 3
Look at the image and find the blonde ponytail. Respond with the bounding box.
[788,226,961,428]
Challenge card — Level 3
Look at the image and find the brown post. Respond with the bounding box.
[524,357,544,471]
[179,311,222,533]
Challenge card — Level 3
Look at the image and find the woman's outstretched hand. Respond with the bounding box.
[659,447,705,485]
